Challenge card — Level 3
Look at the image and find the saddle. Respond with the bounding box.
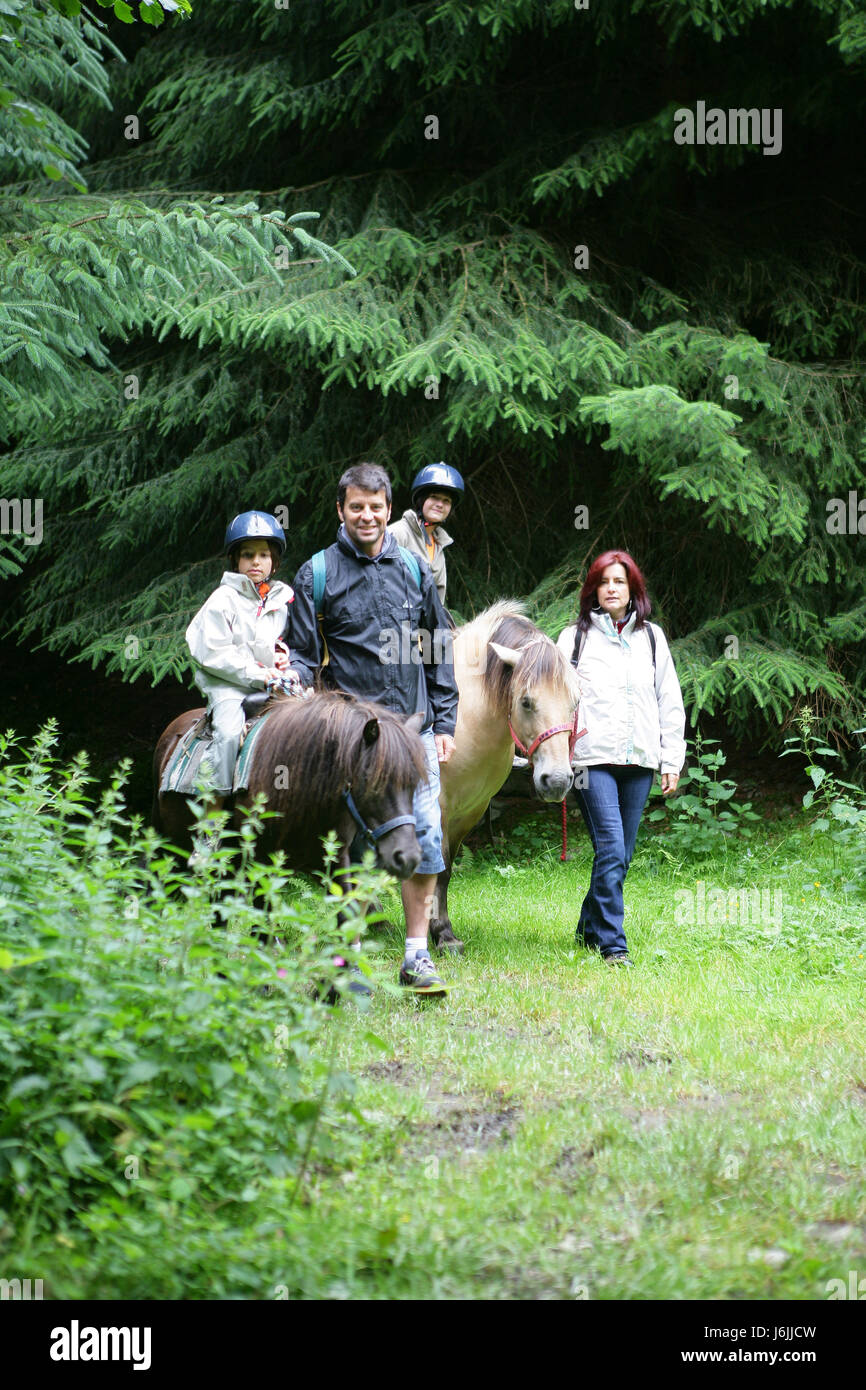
[160,692,285,796]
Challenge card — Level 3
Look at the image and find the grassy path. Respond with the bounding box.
[295,830,866,1300]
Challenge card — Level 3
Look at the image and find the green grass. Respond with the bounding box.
[274,821,866,1301]
[11,771,865,1301]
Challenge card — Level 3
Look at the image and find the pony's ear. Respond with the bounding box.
[405,711,425,734]
[489,641,521,667]
[362,718,380,746]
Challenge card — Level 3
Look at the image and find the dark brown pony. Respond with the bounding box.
[153,692,427,880]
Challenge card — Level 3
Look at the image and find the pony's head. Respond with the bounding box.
[340,699,427,879]
[249,692,427,878]
[478,605,579,802]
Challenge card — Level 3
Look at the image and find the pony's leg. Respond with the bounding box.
[429,860,464,955]
[322,847,375,1004]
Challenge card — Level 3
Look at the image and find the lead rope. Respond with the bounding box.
[510,709,583,864]
[561,706,587,863]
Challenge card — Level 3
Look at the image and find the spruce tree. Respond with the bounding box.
[1,0,864,747]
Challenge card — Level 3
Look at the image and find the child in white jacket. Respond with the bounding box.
[186,511,295,805]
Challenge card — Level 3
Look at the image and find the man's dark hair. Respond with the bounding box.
[338,462,392,510]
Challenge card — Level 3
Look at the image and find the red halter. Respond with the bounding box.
[508,707,585,764]
[508,708,587,862]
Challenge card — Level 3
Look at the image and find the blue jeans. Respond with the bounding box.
[350,728,445,874]
[573,764,654,957]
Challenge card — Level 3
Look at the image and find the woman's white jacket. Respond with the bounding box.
[186,571,293,699]
[556,610,686,774]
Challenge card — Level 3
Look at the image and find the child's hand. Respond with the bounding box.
[274,641,290,672]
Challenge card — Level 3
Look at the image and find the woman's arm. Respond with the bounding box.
[651,624,687,791]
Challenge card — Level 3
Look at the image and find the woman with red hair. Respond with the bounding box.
[557,550,686,966]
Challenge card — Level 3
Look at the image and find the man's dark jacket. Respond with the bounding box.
[288,527,458,736]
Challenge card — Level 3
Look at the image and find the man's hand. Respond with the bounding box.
[661,772,679,795]
[435,733,456,764]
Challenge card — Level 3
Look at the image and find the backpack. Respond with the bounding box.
[311,545,421,667]
[571,622,657,680]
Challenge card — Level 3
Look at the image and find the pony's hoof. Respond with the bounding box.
[432,926,464,955]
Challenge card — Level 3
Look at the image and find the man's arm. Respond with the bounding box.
[418,562,459,738]
[285,561,322,688]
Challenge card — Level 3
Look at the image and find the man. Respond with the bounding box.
[288,462,458,994]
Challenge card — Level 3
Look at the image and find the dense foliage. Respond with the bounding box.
[1,0,865,746]
[0,725,391,1292]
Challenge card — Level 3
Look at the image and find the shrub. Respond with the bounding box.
[0,725,387,1290]
[781,709,866,893]
[643,734,760,859]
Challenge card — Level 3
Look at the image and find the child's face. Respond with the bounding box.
[235,541,274,582]
[422,491,452,525]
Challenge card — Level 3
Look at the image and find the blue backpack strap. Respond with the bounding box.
[310,549,330,668]
[647,623,657,668]
[311,549,326,614]
[397,545,421,591]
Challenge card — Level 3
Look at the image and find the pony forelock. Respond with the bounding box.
[246,691,427,814]
[458,602,580,717]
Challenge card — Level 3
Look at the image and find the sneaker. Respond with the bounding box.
[399,950,448,994]
[323,955,373,1006]
[187,831,221,869]
[603,952,634,968]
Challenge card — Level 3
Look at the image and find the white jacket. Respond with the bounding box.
[186,571,294,699]
[556,611,686,774]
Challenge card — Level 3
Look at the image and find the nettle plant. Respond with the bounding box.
[644,734,760,859]
[782,708,866,892]
[0,724,389,1255]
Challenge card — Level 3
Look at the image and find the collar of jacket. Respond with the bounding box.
[220,571,294,605]
[403,508,453,549]
[590,608,637,642]
[336,524,403,564]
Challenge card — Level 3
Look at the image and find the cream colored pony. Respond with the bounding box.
[431,601,581,953]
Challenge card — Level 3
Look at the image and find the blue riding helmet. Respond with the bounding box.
[223,510,286,557]
[411,462,465,511]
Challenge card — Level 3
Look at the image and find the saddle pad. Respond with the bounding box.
[232,709,274,793]
[159,709,275,797]
[159,722,212,795]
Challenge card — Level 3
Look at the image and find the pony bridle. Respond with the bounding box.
[509,707,585,765]
[341,785,416,851]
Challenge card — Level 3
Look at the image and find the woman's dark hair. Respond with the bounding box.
[577,549,651,631]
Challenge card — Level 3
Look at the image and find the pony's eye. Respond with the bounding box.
[521,695,534,711]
